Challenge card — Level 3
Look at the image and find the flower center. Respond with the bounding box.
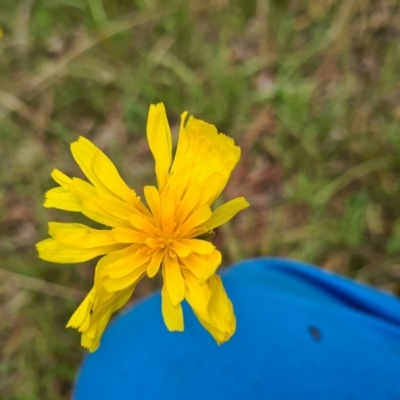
[158,237,172,249]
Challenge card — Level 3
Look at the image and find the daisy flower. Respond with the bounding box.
[37,103,249,351]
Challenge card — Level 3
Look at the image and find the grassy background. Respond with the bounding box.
[1,0,400,398]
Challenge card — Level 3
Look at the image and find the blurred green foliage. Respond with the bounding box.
[1,0,400,398]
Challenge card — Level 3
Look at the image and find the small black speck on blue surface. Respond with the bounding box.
[308,325,322,341]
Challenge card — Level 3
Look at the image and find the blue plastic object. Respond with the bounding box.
[74,257,400,399]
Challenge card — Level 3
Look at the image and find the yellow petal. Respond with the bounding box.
[147,248,165,278]
[96,245,149,280]
[95,193,135,221]
[146,237,160,248]
[104,265,147,291]
[71,136,135,204]
[198,173,222,205]
[130,214,157,235]
[134,197,154,219]
[48,222,117,248]
[36,238,125,263]
[182,268,211,312]
[81,201,132,229]
[79,287,134,352]
[147,103,172,192]
[170,240,191,258]
[163,159,192,201]
[96,286,134,317]
[143,186,162,224]
[68,179,132,228]
[179,205,212,236]
[80,314,108,352]
[180,250,221,283]
[162,254,185,306]
[68,177,97,201]
[171,116,241,196]
[51,169,72,187]
[174,184,201,226]
[91,150,137,205]
[195,274,236,344]
[112,228,147,244]
[161,284,184,331]
[83,308,110,341]
[90,286,115,310]
[70,137,106,190]
[170,111,189,174]
[66,289,94,331]
[44,187,81,211]
[180,239,215,255]
[161,196,175,235]
[171,116,215,174]
[206,197,249,230]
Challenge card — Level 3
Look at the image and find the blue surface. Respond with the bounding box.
[74,257,400,399]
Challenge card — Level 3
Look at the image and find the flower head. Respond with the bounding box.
[37,103,249,351]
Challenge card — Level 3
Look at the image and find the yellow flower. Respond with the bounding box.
[37,103,249,352]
